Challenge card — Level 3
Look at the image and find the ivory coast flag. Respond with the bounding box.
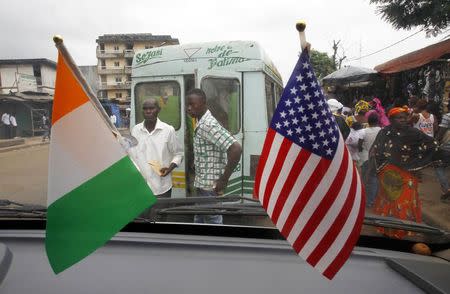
[46,43,156,274]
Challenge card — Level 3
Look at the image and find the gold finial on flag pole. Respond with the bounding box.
[53,35,63,45]
[296,20,310,52]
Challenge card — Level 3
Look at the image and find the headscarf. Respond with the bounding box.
[327,99,343,113]
[367,98,390,127]
[355,100,370,114]
[387,107,408,118]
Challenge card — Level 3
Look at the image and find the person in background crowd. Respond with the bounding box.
[358,113,381,207]
[408,96,419,111]
[435,111,450,202]
[9,113,17,138]
[42,117,51,142]
[346,99,370,128]
[110,113,117,126]
[342,107,352,118]
[1,112,11,139]
[367,98,389,127]
[345,122,364,167]
[370,107,440,239]
[411,99,438,137]
[327,98,350,140]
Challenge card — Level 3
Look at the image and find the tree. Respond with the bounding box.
[331,40,346,70]
[309,49,336,80]
[370,0,450,36]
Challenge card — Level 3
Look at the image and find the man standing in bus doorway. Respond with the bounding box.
[186,88,242,224]
[131,98,183,199]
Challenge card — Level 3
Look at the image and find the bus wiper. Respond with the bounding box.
[134,196,264,222]
[158,203,267,216]
[0,199,47,218]
[154,195,260,205]
[363,214,448,236]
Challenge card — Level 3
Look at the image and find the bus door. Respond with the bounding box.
[133,76,187,198]
[195,70,243,196]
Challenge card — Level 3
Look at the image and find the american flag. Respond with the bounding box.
[254,51,365,280]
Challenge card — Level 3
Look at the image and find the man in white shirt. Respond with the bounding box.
[358,113,381,207]
[131,98,183,198]
[110,114,117,126]
[9,113,17,138]
[1,112,11,139]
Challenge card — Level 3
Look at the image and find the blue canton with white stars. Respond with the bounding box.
[270,51,340,160]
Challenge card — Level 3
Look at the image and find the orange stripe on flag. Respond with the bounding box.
[52,52,89,125]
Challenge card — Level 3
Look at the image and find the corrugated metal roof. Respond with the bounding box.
[0,92,53,102]
[374,39,450,74]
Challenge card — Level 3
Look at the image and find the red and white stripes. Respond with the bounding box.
[254,128,365,279]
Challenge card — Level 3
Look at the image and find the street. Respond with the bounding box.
[0,143,449,232]
[0,144,48,206]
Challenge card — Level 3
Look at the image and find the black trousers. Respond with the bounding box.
[156,188,172,198]
[2,125,11,139]
[11,126,16,138]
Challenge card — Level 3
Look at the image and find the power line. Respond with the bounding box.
[346,28,424,62]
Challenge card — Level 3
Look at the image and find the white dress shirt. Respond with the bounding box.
[2,113,10,125]
[131,119,183,195]
[10,115,17,127]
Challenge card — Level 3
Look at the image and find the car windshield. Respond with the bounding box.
[1,1,449,249]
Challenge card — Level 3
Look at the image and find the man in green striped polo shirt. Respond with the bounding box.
[187,88,242,224]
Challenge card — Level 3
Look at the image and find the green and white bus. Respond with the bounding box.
[131,40,283,198]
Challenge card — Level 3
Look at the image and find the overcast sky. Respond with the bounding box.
[0,0,447,83]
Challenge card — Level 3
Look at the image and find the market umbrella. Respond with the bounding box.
[322,66,378,85]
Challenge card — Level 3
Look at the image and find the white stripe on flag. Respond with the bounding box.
[286,140,345,245]
[48,102,126,205]
[258,133,284,203]
[266,144,301,217]
[315,169,362,274]
[299,149,354,259]
[275,154,321,229]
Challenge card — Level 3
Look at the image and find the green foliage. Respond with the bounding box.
[309,50,336,80]
[370,0,450,36]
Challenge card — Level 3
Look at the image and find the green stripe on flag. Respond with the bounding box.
[46,156,156,274]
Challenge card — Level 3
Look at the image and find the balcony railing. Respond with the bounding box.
[97,66,126,75]
[98,81,131,90]
[96,50,124,58]
[97,49,136,59]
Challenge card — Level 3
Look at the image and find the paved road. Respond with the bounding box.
[0,144,48,206]
[0,144,448,232]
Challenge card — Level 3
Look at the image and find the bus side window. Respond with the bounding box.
[201,77,240,134]
[134,81,181,130]
[265,75,276,126]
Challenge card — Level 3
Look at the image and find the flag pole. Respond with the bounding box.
[53,35,121,138]
[296,21,310,53]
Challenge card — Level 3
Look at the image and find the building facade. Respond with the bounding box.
[0,59,56,95]
[96,33,179,102]
[0,59,55,138]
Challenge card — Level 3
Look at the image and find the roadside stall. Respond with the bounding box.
[0,91,53,138]
[374,39,450,115]
[322,65,384,107]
